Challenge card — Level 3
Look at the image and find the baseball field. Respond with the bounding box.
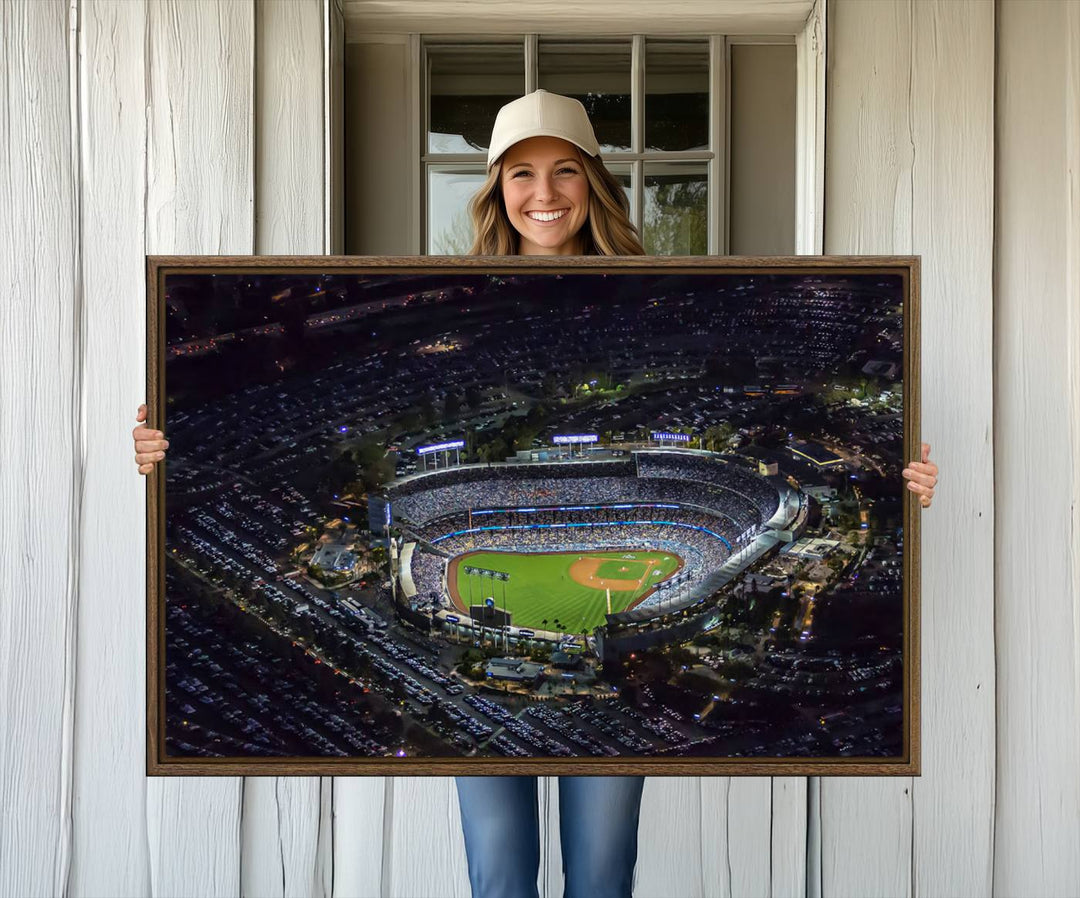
[447,548,683,632]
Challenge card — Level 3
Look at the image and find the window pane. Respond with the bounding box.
[428,44,524,154]
[538,40,631,153]
[643,163,707,255]
[428,167,487,254]
[645,40,709,152]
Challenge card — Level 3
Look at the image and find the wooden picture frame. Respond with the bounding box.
[147,255,920,776]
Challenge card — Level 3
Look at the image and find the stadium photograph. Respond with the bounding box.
[154,259,916,773]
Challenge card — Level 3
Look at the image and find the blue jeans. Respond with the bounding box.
[454,775,646,898]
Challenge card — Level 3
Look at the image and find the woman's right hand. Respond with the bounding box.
[133,403,169,475]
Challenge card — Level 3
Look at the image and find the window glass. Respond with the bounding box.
[643,162,708,255]
[428,44,524,153]
[645,40,709,152]
[538,41,632,153]
[428,167,487,254]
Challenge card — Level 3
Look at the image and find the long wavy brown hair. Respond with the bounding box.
[467,148,645,256]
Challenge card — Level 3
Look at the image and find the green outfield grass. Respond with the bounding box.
[452,549,681,632]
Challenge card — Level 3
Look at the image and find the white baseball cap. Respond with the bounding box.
[486,89,601,169]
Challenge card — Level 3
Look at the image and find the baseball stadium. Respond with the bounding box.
[383,448,803,659]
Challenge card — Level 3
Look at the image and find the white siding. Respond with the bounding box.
[143,1,254,892]
[0,2,78,896]
[824,1,997,895]
[247,5,336,898]
[994,0,1080,892]
[73,1,152,895]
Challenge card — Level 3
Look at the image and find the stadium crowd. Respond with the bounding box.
[388,451,782,617]
[635,452,781,520]
[388,453,779,528]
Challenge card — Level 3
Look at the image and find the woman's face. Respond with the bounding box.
[499,136,590,255]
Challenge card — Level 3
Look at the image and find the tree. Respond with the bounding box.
[399,409,422,433]
[434,210,474,256]
[480,436,508,464]
[463,425,478,461]
[513,430,537,451]
[541,372,561,400]
[702,423,735,452]
[350,440,394,491]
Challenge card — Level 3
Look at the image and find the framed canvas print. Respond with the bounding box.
[146,255,920,776]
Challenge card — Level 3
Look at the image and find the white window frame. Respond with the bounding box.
[403,1,825,257]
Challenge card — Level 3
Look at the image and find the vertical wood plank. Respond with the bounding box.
[771,776,808,897]
[314,777,335,897]
[144,0,255,257]
[0,1,78,896]
[384,777,471,898]
[241,777,326,898]
[539,776,557,897]
[72,1,152,896]
[333,778,388,898]
[635,777,709,898]
[144,2,254,894]
[254,0,325,256]
[699,778,731,898]
[825,2,997,897]
[242,2,330,897]
[994,1,1080,892]
[806,777,821,898]
[726,779,774,896]
[908,2,995,896]
[823,2,914,894]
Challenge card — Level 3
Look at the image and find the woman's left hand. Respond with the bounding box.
[903,442,938,508]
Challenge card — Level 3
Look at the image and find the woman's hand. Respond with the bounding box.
[133,403,169,475]
[903,442,938,508]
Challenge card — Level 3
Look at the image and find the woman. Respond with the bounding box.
[450,90,650,898]
[132,90,939,898]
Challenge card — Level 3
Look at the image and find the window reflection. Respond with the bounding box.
[644,163,708,255]
[428,168,487,254]
[645,40,709,152]
[428,44,525,153]
[538,41,632,153]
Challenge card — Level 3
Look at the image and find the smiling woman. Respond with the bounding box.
[465,89,645,256]
[452,89,649,898]
[499,137,591,255]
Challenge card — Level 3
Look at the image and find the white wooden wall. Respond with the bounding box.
[994,0,1080,892]
[823,2,995,894]
[1,1,1077,897]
